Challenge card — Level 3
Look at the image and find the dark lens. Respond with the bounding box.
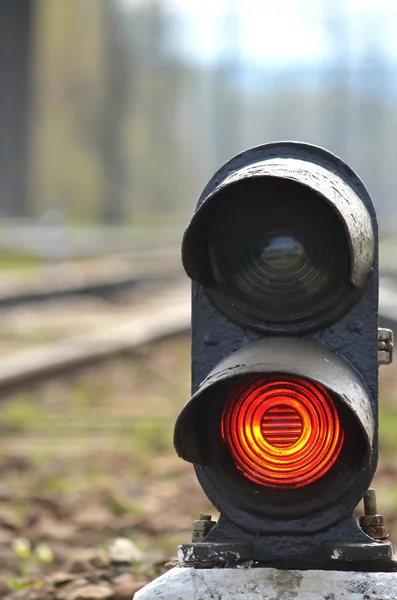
[207,178,351,324]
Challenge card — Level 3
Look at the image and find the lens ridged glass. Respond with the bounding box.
[208,178,351,324]
[221,375,344,488]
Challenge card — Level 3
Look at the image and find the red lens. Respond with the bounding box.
[221,375,344,488]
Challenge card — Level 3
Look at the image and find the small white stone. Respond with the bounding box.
[108,537,142,563]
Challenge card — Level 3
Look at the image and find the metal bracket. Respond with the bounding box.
[178,542,252,567]
[378,328,393,365]
[180,506,394,570]
[177,540,395,571]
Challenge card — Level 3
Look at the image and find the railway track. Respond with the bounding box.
[0,272,393,393]
[0,247,181,308]
[0,280,190,392]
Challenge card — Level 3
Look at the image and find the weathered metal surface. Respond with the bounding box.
[178,543,251,566]
[191,514,216,542]
[359,489,389,541]
[174,337,378,542]
[178,531,394,568]
[188,514,393,563]
[176,141,382,563]
[378,327,393,365]
[359,514,389,540]
[178,538,396,571]
[182,142,376,335]
[135,566,397,599]
[183,157,374,290]
[175,337,374,464]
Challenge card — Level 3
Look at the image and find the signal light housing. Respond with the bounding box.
[175,141,393,567]
[182,150,374,334]
[175,337,372,529]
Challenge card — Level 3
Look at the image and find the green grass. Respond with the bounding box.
[0,397,46,431]
[130,418,174,457]
[379,403,397,456]
[41,475,73,496]
[0,251,42,271]
[103,493,143,518]
[0,336,201,577]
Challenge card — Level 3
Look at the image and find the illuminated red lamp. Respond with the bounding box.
[221,376,344,488]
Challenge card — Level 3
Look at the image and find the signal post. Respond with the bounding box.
[136,142,397,599]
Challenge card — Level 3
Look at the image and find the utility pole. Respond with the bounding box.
[322,0,352,159]
[212,0,242,166]
[0,0,33,217]
[100,0,130,224]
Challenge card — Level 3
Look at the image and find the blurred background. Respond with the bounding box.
[0,1,397,597]
[2,0,397,233]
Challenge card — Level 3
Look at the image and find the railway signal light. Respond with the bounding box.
[174,141,394,568]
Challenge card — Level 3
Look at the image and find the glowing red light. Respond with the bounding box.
[221,376,344,488]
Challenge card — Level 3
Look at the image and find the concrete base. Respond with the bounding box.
[134,566,397,599]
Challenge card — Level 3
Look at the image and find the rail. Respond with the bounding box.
[0,281,190,392]
[0,248,181,308]
[0,276,393,393]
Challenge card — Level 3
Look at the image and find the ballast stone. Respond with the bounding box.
[134,566,397,599]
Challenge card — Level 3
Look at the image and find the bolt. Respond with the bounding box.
[378,328,393,365]
[363,488,377,515]
[192,513,216,542]
[359,488,389,540]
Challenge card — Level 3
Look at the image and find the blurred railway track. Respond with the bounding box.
[0,254,393,391]
[0,280,190,392]
[0,245,188,392]
[0,247,181,308]
[0,221,184,258]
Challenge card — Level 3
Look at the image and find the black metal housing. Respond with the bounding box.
[174,338,373,533]
[175,141,389,563]
[182,144,374,334]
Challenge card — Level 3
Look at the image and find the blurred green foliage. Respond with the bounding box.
[379,402,397,456]
[31,0,195,225]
